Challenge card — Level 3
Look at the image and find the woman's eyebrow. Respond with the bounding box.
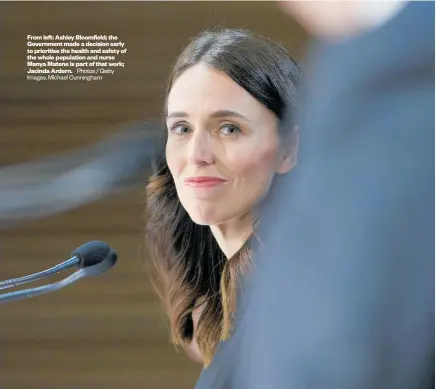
[166,111,188,119]
[209,110,250,121]
[166,110,250,121]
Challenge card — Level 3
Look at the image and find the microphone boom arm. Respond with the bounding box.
[0,246,118,304]
[0,256,80,291]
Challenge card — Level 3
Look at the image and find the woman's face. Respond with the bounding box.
[166,63,295,226]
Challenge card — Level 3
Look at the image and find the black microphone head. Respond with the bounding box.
[82,249,118,277]
[71,241,111,268]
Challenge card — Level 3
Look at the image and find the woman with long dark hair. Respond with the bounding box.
[145,28,302,368]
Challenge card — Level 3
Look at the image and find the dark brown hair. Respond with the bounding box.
[145,28,302,365]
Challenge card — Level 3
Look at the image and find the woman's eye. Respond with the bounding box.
[171,124,191,135]
[220,124,241,136]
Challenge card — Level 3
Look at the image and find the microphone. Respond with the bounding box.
[0,240,111,290]
[0,241,117,303]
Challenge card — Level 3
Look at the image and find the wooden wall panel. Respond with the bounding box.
[0,2,307,389]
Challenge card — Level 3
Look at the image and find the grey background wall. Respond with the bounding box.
[0,2,307,388]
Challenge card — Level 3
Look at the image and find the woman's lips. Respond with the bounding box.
[184,176,227,188]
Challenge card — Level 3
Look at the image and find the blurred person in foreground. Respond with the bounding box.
[216,2,433,389]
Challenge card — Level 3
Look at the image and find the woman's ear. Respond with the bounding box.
[276,126,300,174]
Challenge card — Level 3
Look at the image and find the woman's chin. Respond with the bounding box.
[187,209,223,226]
[189,214,216,226]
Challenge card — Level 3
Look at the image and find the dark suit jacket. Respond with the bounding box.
[195,2,434,389]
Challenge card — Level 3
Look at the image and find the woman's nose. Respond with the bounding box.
[187,131,215,165]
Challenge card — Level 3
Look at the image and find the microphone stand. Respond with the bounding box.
[0,256,80,290]
[0,248,117,304]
